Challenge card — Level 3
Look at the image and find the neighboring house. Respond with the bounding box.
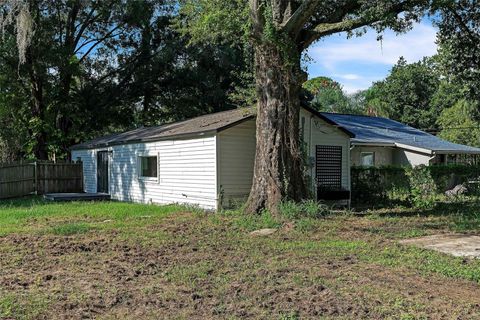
[321,113,480,167]
[71,106,354,210]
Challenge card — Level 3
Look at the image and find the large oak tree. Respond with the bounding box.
[183,0,434,214]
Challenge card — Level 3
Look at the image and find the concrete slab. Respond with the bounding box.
[44,193,111,202]
[400,234,480,258]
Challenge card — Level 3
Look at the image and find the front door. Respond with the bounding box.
[97,151,109,193]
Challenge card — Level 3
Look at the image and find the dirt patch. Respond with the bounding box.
[1,213,480,319]
[401,234,480,258]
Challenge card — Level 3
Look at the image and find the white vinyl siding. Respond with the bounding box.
[72,107,352,211]
[300,108,351,193]
[73,135,218,209]
[217,119,256,207]
[71,149,97,193]
[216,110,351,208]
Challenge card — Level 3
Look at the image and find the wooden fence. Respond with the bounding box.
[0,161,83,199]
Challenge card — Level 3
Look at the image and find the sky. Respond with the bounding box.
[306,20,438,94]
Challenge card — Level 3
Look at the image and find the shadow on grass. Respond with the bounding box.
[360,199,480,232]
[370,201,480,217]
[0,196,49,209]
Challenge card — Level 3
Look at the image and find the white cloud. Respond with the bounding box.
[309,22,437,69]
[307,22,438,93]
[342,83,369,94]
[335,73,362,80]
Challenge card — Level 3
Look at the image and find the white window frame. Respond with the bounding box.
[137,152,159,182]
[360,152,375,167]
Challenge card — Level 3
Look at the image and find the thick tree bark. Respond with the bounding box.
[244,42,308,214]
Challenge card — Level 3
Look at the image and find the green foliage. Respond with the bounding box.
[352,164,480,208]
[303,76,366,114]
[351,166,410,205]
[364,57,441,129]
[278,200,330,220]
[437,99,480,147]
[435,0,480,101]
[178,0,249,46]
[303,77,341,96]
[406,165,437,209]
[0,1,254,160]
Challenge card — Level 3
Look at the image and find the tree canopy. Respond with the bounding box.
[0,0,252,161]
[2,0,479,213]
[362,57,440,130]
[435,0,480,100]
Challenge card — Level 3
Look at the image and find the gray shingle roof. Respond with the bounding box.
[71,106,355,150]
[321,113,480,154]
[71,108,255,150]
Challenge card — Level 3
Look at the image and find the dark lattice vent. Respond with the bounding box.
[315,145,342,190]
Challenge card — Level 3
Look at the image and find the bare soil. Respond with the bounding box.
[1,212,480,319]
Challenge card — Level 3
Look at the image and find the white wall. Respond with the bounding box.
[394,149,431,166]
[217,119,256,207]
[216,109,352,207]
[72,135,218,210]
[72,108,352,210]
[351,146,394,166]
[301,109,351,193]
[71,149,97,193]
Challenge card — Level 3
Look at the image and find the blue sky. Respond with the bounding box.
[306,20,438,94]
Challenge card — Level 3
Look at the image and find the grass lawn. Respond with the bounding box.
[0,198,480,319]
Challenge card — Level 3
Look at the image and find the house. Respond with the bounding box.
[71,106,354,210]
[321,113,480,167]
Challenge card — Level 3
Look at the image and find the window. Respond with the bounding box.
[139,156,158,178]
[360,152,375,167]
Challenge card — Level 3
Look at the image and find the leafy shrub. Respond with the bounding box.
[351,166,409,206]
[352,164,480,208]
[406,165,437,209]
[279,200,330,220]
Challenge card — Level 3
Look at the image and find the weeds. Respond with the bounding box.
[279,200,330,220]
[50,222,91,236]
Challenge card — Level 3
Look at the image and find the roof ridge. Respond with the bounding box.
[320,111,398,122]
[142,107,253,130]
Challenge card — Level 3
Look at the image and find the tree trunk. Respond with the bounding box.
[244,42,308,215]
[26,50,49,160]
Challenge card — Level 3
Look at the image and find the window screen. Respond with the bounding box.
[316,145,342,189]
[360,152,375,167]
[139,156,158,178]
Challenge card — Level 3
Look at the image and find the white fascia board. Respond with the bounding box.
[394,143,433,155]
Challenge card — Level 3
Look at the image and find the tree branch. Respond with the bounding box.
[78,25,123,63]
[281,0,322,35]
[299,1,417,49]
[446,6,477,44]
[249,0,265,39]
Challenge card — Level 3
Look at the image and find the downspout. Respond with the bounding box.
[429,152,436,164]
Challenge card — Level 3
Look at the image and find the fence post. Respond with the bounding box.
[34,161,38,195]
